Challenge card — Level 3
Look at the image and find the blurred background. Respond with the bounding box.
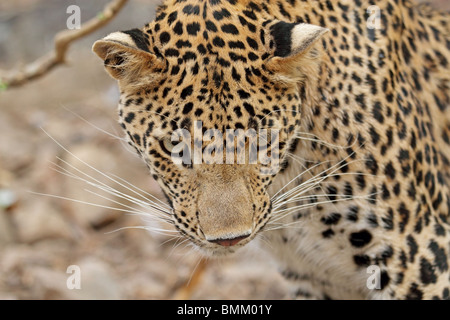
[0,0,448,300]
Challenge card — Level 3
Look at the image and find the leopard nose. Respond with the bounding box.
[208,234,250,247]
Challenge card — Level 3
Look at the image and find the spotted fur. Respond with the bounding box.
[93,0,450,299]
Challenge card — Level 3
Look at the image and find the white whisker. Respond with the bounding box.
[104,225,179,237]
[270,194,373,224]
[50,160,170,217]
[62,106,127,142]
[271,159,332,200]
[41,128,170,212]
[263,220,306,232]
[272,156,363,205]
[295,130,360,150]
[36,128,178,241]
[109,172,170,209]
[272,193,351,208]
[84,189,172,224]
[168,238,191,258]
[28,191,148,216]
[53,155,169,213]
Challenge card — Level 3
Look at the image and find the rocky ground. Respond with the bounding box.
[0,0,448,300]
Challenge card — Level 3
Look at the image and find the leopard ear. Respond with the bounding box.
[92,29,165,85]
[266,22,329,81]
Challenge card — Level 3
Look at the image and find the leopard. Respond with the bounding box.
[92,0,450,299]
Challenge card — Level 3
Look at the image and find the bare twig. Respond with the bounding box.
[173,258,209,300]
[0,0,129,90]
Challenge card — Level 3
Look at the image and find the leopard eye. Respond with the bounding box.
[162,136,186,154]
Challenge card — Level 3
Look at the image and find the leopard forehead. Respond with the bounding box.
[119,5,306,137]
[95,0,330,135]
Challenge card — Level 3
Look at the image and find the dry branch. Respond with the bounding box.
[0,0,129,89]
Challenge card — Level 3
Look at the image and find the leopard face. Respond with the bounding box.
[93,2,328,255]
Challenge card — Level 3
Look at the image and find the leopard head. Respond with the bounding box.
[93,2,328,255]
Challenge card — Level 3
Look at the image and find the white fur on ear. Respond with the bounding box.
[93,33,134,60]
[267,21,329,81]
[92,30,164,85]
[93,29,151,60]
[290,23,329,56]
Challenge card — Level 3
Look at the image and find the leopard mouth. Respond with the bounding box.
[199,234,256,257]
[194,218,271,257]
[206,233,251,247]
[166,194,272,256]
